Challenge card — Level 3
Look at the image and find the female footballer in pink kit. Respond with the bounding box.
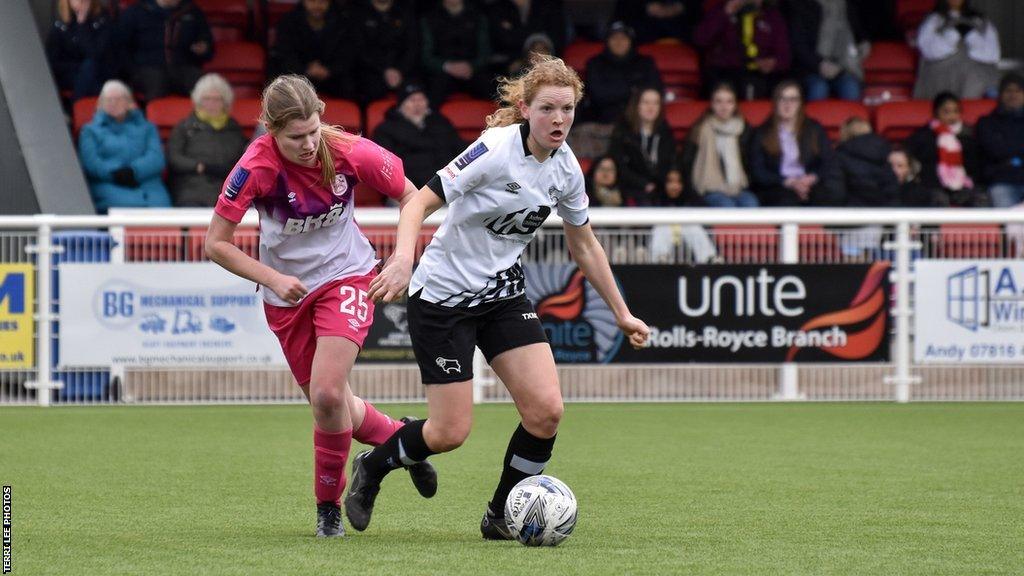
[205,75,435,538]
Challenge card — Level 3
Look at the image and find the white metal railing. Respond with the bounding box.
[2,207,1023,406]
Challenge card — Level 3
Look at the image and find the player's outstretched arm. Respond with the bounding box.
[563,221,650,349]
[205,213,308,304]
[367,185,445,303]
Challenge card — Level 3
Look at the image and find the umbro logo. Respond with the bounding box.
[505,182,522,194]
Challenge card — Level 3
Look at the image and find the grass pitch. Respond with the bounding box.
[3,403,1022,575]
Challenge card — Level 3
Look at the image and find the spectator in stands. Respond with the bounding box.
[371,83,466,187]
[608,87,677,206]
[889,148,935,207]
[787,0,869,102]
[913,0,1000,100]
[271,0,354,99]
[46,0,114,100]
[681,83,758,208]
[583,22,662,123]
[420,0,494,105]
[78,80,171,213]
[585,155,624,207]
[487,0,568,73]
[836,117,900,206]
[117,0,214,102]
[166,74,248,207]
[650,166,721,263]
[976,73,1024,208]
[352,0,418,104]
[749,80,844,206]
[507,33,555,76]
[693,0,791,100]
[612,0,701,44]
[905,91,985,207]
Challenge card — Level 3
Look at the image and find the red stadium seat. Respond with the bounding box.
[203,41,265,97]
[805,100,871,141]
[73,97,99,138]
[863,41,918,102]
[125,227,183,262]
[563,40,604,76]
[637,41,701,100]
[321,98,362,133]
[440,99,497,142]
[896,0,933,37]
[712,225,778,263]
[664,100,708,142]
[738,100,772,127]
[211,27,244,43]
[185,226,258,261]
[366,97,396,139]
[961,99,997,126]
[874,100,931,142]
[799,225,841,262]
[934,224,1004,259]
[146,97,193,140]
[231,98,263,138]
[577,157,593,175]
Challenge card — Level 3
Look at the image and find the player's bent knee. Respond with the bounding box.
[524,400,563,437]
[310,386,345,415]
[427,421,471,452]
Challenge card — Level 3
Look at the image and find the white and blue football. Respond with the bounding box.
[504,475,578,547]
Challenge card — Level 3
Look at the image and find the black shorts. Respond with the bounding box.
[407,291,548,384]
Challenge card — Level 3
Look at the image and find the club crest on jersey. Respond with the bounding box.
[224,166,250,199]
[331,174,349,197]
[484,205,552,237]
[548,185,562,203]
[453,142,488,170]
[282,202,347,235]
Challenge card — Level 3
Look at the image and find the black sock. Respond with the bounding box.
[489,423,556,516]
[362,419,436,479]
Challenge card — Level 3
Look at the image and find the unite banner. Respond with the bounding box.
[0,264,34,369]
[59,263,286,367]
[914,260,1024,363]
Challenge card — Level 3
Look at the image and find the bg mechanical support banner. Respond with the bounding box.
[915,260,1024,363]
[59,263,286,367]
[0,264,34,369]
[525,262,891,363]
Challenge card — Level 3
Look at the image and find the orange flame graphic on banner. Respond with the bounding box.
[786,262,890,361]
[536,270,586,320]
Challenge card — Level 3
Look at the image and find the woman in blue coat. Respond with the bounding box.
[78,80,171,213]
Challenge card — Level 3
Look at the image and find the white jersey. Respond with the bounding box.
[410,123,590,307]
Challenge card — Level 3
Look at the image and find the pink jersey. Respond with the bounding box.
[215,133,405,306]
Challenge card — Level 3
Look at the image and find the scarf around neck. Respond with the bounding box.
[931,119,973,191]
[692,116,748,195]
[196,109,230,130]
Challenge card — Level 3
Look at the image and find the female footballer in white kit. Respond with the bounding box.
[343,55,651,538]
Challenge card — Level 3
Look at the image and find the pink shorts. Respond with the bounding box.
[264,271,376,386]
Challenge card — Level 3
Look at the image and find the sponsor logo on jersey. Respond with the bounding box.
[224,166,250,200]
[282,202,347,235]
[453,142,489,170]
[483,206,551,236]
[435,357,461,374]
[505,182,522,194]
[331,174,349,197]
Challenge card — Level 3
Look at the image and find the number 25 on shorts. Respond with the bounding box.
[339,285,369,323]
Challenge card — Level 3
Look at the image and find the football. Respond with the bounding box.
[504,475,578,546]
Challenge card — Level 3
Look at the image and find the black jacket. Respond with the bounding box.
[420,5,491,74]
[786,0,865,76]
[904,124,982,192]
[271,3,354,94]
[608,119,677,206]
[836,133,900,207]
[486,0,568,64]
[975,107,1024,186]
[118,0,213,68]
[371,108,466,187]
[351,2,418,80]
[46,15,114,80]
[584,49,663,123]
[748,118,845,206]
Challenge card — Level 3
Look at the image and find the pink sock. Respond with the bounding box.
[352,401,404,446]
[314,426,352,505]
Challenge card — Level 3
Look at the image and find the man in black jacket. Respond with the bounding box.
[583,22,662,123]
[420,0,494,105]
[118,0,214,101]
[352,0,418,103]
[271,0,354,99]
[977,73,1024,208]
[371,84,467,187]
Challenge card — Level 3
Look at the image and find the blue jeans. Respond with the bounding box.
[703,191,760,208]
[804,72,862,102]
[988,183,1024,208]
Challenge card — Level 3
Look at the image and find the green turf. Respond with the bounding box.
[2,403,1023,575]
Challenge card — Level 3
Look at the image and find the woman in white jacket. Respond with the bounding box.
[913,0,1000,99]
